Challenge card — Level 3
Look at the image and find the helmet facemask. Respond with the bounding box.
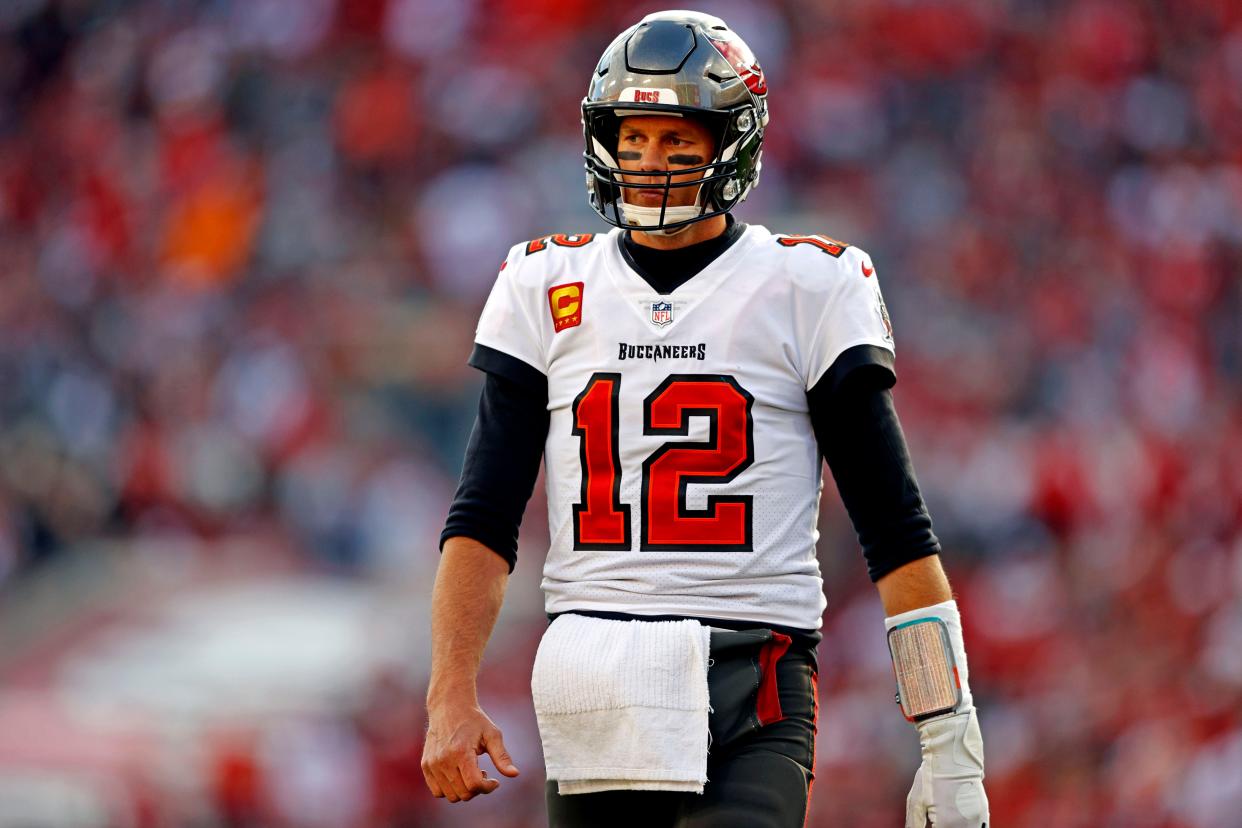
[584,105,762,235]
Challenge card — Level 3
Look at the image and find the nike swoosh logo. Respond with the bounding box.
[862,262,874,277]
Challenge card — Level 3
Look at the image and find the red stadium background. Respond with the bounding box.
[1,1,1240,826]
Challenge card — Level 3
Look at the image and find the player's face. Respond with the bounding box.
[616,115,716,209]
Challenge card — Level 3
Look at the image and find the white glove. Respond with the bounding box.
[884,600,989,828]
[905,707,989,828]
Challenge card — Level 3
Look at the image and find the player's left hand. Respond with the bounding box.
[905,708,989,827]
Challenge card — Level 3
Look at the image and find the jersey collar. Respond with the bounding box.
[619,216,747,296]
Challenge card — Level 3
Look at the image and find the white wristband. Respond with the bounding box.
[884,599,974,721]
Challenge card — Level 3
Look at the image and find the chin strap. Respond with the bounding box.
[618,202,702,235]
[885,600,989,828]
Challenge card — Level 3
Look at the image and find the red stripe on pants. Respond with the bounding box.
[804,670,819,826]
[755,632,793,726]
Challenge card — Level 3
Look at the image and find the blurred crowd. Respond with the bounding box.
[0,0,1240,826]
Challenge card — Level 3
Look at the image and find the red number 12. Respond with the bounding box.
[572,373,754,551]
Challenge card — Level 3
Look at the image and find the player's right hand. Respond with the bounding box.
[422,702,520,803]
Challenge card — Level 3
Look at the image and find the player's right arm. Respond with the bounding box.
[423,535,521,802]
[423,368,545,801]
[423,243,550,802]
[423,369,547,802]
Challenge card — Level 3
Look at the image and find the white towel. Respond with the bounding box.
[531,613,713,795]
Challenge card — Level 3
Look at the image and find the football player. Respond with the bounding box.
[422,10,989,827]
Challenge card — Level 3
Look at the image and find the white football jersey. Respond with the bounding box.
[474,225,895,630]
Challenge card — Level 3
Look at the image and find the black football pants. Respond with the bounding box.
[545,628,819,828]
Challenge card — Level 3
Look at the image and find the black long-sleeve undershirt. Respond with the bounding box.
[439,354,549,571]
[808,363,942,582]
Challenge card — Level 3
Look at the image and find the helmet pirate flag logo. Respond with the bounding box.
[705,31,767,96]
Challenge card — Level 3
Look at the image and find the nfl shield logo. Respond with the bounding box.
[651,301,673,327]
